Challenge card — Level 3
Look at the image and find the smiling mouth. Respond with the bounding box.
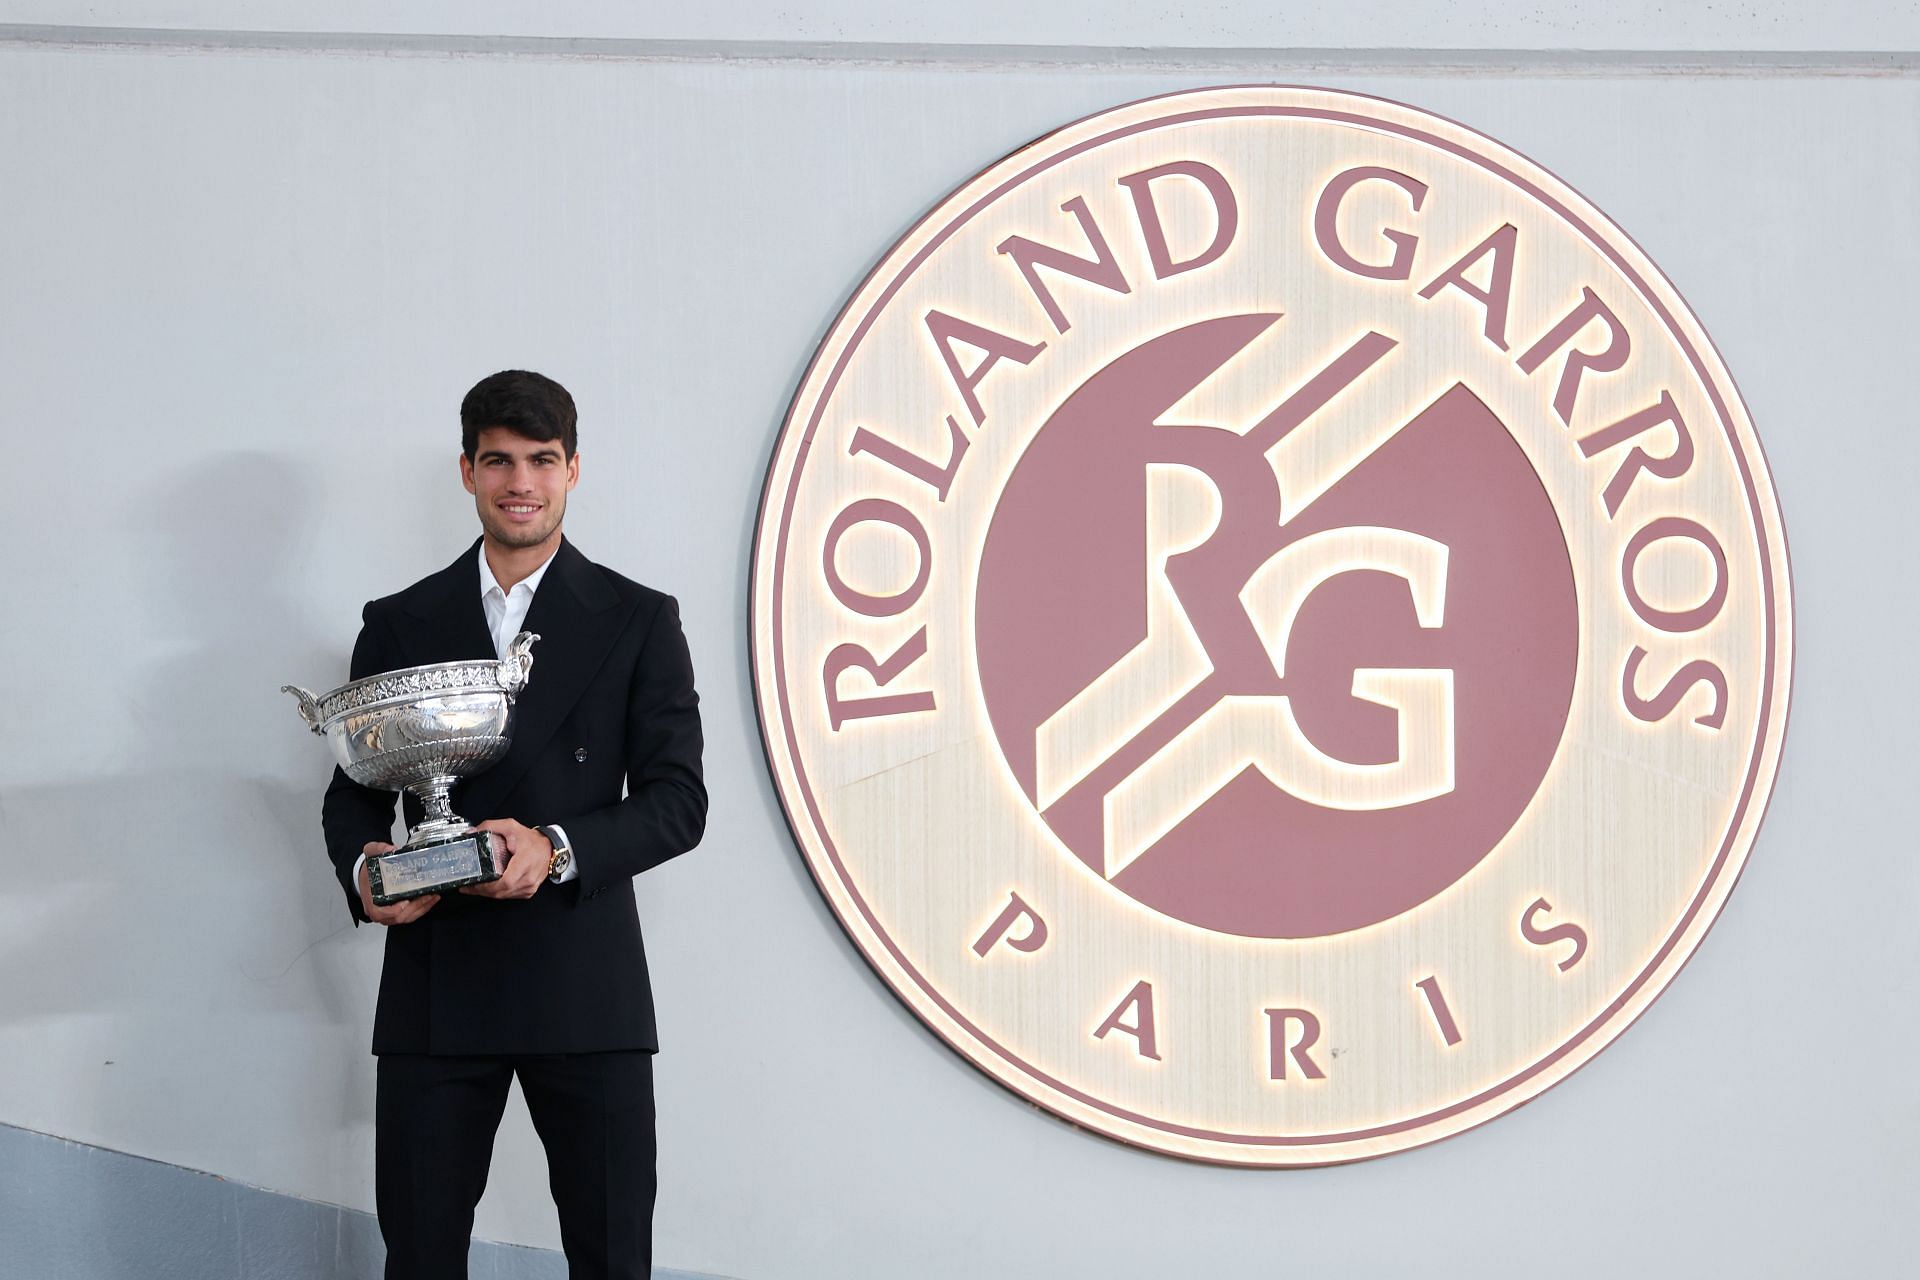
[499,504,542,517]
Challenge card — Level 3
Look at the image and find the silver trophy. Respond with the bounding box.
[283,632,539,906]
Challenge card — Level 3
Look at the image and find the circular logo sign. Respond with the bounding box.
[752,86,1792,1165]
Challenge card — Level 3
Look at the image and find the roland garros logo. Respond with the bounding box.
[752,87,1792,1165]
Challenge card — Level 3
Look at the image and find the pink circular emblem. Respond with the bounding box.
[752,86,1792,1165]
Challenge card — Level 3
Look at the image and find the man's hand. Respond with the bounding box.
[460,820,553,900]
[358,843,440,925]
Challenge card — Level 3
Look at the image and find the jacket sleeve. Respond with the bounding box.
[320,602,402,924]
[559,594,708,895]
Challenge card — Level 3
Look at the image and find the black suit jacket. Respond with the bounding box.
[320,538,707,1056]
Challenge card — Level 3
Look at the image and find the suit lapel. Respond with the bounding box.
[459,538,627,818]
[398,540,495,664]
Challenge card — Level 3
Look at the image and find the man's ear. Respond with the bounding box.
[459,452,477,494]
[566,452,581,491]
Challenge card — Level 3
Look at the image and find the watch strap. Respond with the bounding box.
[536,824,573,882]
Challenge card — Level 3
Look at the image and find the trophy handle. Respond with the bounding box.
[499,632,540,695]
[280,684,325,733]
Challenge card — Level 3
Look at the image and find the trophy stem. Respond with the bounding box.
[404,775,468,846]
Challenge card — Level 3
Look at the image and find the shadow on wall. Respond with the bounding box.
[0,451,391,1194]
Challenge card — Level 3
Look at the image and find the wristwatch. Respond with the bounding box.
[536,824,573,883]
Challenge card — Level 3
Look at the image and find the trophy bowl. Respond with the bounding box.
[284,632,538,905]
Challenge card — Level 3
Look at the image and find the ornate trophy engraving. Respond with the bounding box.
[283,633,539,906]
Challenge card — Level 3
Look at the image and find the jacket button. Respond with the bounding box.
[574,747,588,763]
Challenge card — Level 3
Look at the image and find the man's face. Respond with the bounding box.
[460,427,580,552]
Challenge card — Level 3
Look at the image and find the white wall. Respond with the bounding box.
[1,9,1915,1277]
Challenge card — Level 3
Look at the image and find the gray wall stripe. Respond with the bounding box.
[0,24,1916,75]
[0,1123,728,1280]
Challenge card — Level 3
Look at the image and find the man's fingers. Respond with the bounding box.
[468,875,528,899]
[461,873,535,899]
[372,893,440,923]
[456,827,543,900]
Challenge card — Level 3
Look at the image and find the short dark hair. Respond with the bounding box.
[460,370,578,459]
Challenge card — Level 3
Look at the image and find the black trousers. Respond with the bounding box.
[375,1051,656,1280]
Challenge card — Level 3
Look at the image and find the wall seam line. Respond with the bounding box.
[1,25,1917,76]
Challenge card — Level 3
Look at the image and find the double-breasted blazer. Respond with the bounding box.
[320,537,707,1056]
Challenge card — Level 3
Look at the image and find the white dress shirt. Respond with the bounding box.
[351,543,578,896]
[480,542,554,671]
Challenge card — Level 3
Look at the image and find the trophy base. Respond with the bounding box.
[369,831,501,906]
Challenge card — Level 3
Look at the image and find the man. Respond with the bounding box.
[318,369,706,1280]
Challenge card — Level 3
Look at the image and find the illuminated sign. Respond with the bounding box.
[751,86,1792,1164]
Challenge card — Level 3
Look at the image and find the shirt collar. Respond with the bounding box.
[477,541,560,601]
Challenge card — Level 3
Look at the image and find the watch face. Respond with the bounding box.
[751,85,1792,1165]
